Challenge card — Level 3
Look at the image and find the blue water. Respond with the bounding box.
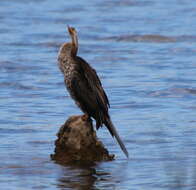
[1,0,196,189]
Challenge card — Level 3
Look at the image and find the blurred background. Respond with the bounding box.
[1,0,196,189]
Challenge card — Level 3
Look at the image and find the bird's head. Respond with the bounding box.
[58,26,78,60]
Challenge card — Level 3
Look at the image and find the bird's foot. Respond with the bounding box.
[81,114,90,121]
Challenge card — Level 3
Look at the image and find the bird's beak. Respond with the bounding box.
[67,25,76,36]
[67,25,71,34]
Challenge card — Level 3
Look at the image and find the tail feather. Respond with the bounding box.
[104,118,129,158]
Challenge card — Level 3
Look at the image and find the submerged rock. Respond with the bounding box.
[51,115,114,164]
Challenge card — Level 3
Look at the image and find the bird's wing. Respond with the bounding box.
[76,56,110,109]
[70,57,110,126]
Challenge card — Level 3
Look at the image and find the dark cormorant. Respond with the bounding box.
[57,26,129,158]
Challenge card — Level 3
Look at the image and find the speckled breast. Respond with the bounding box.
[58,59,77,95]
[58,57,83,111]
[58,58,74,84]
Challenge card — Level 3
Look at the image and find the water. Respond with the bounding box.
[1,0,196,189]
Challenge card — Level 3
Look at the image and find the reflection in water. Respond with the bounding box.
[56,160,129,190]
[57,164,101,190]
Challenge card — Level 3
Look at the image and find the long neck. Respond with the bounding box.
[71,33,78,57]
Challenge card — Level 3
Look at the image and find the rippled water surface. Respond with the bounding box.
[1,0,196,189]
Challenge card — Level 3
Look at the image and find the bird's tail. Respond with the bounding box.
[104,118,129,158]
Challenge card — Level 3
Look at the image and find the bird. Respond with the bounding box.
[57,26,129,158]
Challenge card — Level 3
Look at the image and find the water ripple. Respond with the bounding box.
[149,87,196,98]
[101,34,196,43]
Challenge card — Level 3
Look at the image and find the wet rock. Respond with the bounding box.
[51,115,114,164]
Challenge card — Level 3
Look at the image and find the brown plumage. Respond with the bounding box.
[57,26,129,158]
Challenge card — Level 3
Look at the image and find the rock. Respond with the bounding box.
[51,115,114,164]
